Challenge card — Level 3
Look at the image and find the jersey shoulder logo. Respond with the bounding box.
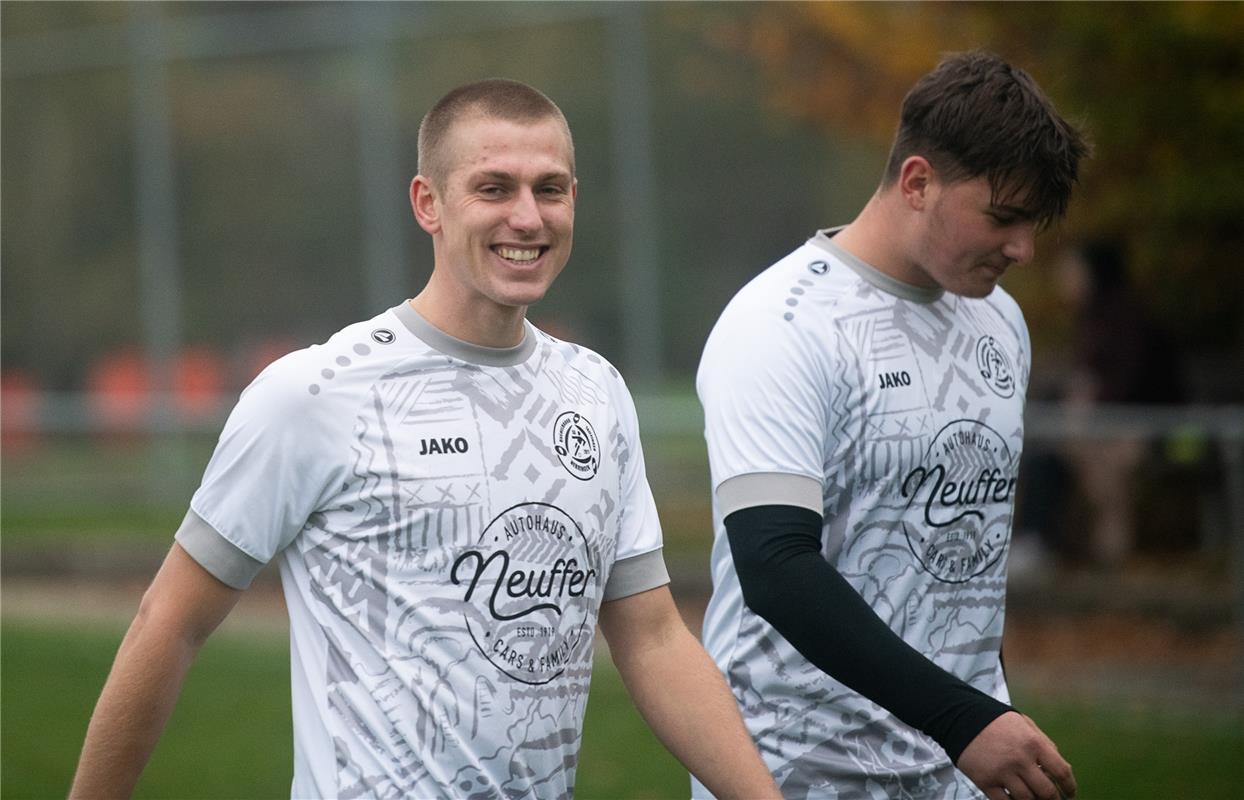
[975,335,1015,398]
[553,411,600,480]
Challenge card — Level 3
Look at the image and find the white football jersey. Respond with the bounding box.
[695,229,1029,799]
[177,302,667,799]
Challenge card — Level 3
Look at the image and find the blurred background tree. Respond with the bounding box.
[695,1,1244,397]
[3,2,1241,396]
[2,2,856,390]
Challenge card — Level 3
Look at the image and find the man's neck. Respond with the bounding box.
[409,285,528,349]
[831,195,903,277]
[830,194,940,292]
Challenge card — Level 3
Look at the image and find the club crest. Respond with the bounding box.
[553,411,599,480]
[975,335,1015,398]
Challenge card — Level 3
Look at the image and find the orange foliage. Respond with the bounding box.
[723,4,1015,140]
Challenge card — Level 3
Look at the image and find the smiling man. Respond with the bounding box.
[693,53,1090,800]
[70,79,778,800]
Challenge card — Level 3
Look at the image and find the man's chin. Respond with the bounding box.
[496,285,553,309]
[951,281,998,299]
[503,271,566,306]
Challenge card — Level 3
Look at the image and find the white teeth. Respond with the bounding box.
[496,246,540,263]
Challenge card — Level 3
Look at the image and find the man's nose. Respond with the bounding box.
[507,187,542,232]
[1003,224,1037,265]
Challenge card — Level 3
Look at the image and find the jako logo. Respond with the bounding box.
[878,370,912,390]
[419,437,468,455]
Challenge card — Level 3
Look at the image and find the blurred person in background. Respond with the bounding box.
[694,52,1088,800]
[1054,238,1184,568]
[70,78,778,800]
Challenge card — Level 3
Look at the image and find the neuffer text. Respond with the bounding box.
[451,550,597,621]
[901,465,1016,527]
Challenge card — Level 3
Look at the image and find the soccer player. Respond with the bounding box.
[70,79,779,800]
[693,52,1090,800]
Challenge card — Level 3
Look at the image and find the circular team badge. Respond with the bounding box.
[553,411,600,480]
[450,502,600,685]
[900,419,1017,583]
[807,260,829,275]
[371,328,396,345]
[975,335,1015,398]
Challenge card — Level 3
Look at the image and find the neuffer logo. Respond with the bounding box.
[899,419,1017,583]
[451,502,601,685]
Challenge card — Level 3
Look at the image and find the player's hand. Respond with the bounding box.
[956,711,1076,800]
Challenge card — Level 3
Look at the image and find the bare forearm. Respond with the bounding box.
[70,612,202,799]
[613,626,778,800]
[71,544,240,799]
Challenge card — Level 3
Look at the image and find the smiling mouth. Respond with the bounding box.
[494,245,546,264]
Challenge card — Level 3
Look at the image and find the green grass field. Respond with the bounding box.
[2,616,1240,799]
[4,437,1242,797]
[0,618,686,799]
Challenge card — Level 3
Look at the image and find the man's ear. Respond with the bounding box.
[411,175,441,234]
[897,156,934,211]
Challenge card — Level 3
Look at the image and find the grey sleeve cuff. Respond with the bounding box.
[174,509,267,590]
[716,472,822,518]
[603,548,670,602]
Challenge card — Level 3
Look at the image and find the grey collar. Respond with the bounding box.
[810,227,944,304]
[392,302,537,367]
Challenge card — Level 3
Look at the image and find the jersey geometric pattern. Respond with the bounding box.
[186,304,664,799]
[695,230,1030,800]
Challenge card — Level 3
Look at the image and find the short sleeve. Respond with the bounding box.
[697,294,833,498]
[603,375,668,599]
[182,353,350,584]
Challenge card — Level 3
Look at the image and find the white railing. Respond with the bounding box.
[8,392,1240,535]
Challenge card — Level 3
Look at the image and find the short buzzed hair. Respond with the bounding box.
[882,51,1090,226]
[417,78,575,189]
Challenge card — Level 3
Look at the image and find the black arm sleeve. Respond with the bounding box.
[726,504,1011,763]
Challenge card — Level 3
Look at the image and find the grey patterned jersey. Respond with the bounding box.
[177,302,668,799]
[694,230,1030,800]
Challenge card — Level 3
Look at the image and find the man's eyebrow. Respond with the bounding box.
[531,170,574,185]
[989,203,1037,219]
[467,169,572,184]
[467,170,516,183]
